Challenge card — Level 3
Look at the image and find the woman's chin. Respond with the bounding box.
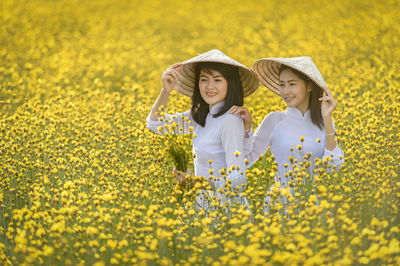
[205,99,223,106]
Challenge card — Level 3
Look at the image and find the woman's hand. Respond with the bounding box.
[149,63,182,121]
[229,106,252,132]
[173,168,193,186]
[161,63,182,94]
[319,86,337,118]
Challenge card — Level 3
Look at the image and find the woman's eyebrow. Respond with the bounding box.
[200,74,222,78]
[280,79,298,82]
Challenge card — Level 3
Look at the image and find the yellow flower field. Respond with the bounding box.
[1,0,399,265]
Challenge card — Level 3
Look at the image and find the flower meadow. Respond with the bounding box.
[1,0,399,265]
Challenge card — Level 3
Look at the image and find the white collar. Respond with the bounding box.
[209,101,225,115]
[285,107,311,120]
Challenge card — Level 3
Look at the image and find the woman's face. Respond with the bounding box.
[198,69,228,107]
[279,69,311,113]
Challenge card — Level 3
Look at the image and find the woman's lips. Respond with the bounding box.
[284,97,294,102]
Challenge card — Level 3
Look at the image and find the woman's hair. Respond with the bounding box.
[279,65,323,129]
[191,62,244,127]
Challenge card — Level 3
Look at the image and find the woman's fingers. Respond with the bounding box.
[171,68,181,75]
[165,64,182,81]
[231,108,241,115]
[319,96,331,101]
[166,69,180,79]
[173,168,193,185]
[229,106,252,124]
[229,106,240,114]
[174,173,185,183]
[229,106,248,115]
[170,63,182,70]
[165,72,175,80]
[319,95,335,101]
[170,71,179,80]
[322,86,333,97]
[321,86,328,97]
[163,70,174,79]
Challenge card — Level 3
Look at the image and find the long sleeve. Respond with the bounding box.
[243,126,253,155]
[322,119,344,170]
[245,112,282,167]
[323,145,344,169]
[146,109,195,135]
[218,114,247,190]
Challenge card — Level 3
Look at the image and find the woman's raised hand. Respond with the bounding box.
[161,63,182,93]
[319,86,337,118]
[150,63,182,121]
[229,105,253,131]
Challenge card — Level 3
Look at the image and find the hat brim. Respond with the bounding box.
[253,57,327,95]
[174,50,259,98]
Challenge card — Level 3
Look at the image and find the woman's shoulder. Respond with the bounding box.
[252,110,286,142]
[220,112,243,125]
[260,110,286,127]
[214,112,243,133]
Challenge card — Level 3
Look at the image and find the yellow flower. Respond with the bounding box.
[359,257,370,264]
[107,239,118,249]
[296,145,302,150]
[110,258,119,265]
[1,1,399,265]
[150,239,158,251]
[43,245,54,256]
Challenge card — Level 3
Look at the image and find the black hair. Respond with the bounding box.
[279,65,323,129]
[191,62,244,127]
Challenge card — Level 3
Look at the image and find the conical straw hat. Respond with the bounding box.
[252,56,327,95]
[175,49,259,97]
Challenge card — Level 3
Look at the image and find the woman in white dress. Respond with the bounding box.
[230,57,344,189]
[146,49,259,209]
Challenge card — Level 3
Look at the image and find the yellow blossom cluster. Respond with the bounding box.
[1,0,399,265]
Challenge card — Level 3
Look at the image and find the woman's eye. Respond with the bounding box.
[215,79,222,82]
[200,79,207,82]
[279,83,285,87]
[289,83,296,86]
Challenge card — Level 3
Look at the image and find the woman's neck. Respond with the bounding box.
[296,101,310,116]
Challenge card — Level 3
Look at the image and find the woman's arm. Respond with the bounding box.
[220,114,247,190]
[146,64,195,135]
[228,106,254,163]
[320,86,338,151]
[146,110,193,135]
[229,106,281,167]
[229,105,253,136]
[322,119,344,169]
[320,86,344,169]
[149,64,181,121]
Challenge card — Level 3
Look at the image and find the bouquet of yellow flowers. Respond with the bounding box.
[167,139,195,201]
[168,141,189,172]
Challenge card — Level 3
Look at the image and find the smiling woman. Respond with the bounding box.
[199,69,228,106]
[231,57,344,189]
[191,62,244,127]
[146,49,259,209]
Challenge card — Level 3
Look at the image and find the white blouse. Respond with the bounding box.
[146,101,247,195]
[245,107,344,186]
